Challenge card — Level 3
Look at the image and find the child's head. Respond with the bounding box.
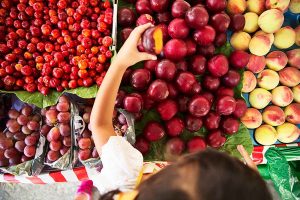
[136,149,271,200]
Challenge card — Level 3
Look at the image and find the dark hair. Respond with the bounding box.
[102,149,272,200]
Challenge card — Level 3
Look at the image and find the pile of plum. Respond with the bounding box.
[117,0,249,156]
[0,104,41,167]
[0,0,113,95]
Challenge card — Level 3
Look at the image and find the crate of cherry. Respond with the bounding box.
[0,0,115,95]
[0,95,45,176]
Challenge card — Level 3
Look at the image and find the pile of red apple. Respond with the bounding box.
[41,95,72,163]
[0,104,41,167]
[117,0,250,156]
[0,0,113,95]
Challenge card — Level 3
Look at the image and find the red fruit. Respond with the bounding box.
[167,83,179,98]
[203,75,220,91]
[144,60,158,72]
[3,76,16,86]
[217,87,234,97]
[210,13,230,32]
[81,37,92,49]
[52,68,64,79]
[78,138,92,149]
[190,55,206,75]
[143,121,165,142]
[131,69,151,90]
[136,0,153,15]
[134,137,150,155]
[120,28,133,42]
[21,65,32,76]
[207,130,226,148]
[47,150,60,162]
[117,8,136,27]
[186,115,203,132]
[176,72,196,93]
[185,6,208,29]
[102,36,113,47]
[155,59,177,81]
[123,95,143,113]
[185,39,197,56]
[193,25,216,46]
[168,18,189,39]
[136,14,155,26]
[207,55,229,77]
[50,140,62,151]
[206,0,227,12]
[222,70,241,88]
[156,12,172,24]
[147,80,169,101]
[229,50,250,69]
[233,99,247,118]
[222,117,240,135]
[204,112,221,130]
[214,32,227,47]
[165,138,185,157]
[171,0,191,18]
[188,95,210,117]
[176,60,188,71]
[150,0,169,12]
[157,99,178,121]
[216,96,236,115]
[164,39,187,61]
[187,136,206,153]
[230,14,245,31]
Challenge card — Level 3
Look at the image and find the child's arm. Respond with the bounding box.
[90,23,157,154]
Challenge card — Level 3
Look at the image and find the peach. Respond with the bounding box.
[257,69,279,90]
[266,51,288,71]
[249,33,273,56]
[262,105,285,126]
[249,88,272,109]
[254,30,275,43]
[246,54,266,73]
[277,123,300,143]
[279,67,300,87]
[296,26,300,46]
[227,0,247,14]
[287,49,300,69]
[255,125,278,145]
[272,86,294,107]
[243,12,259,33]
[247,0,265,14]
[289,0,300,13]
[285,103,300,124]
[258,9,284,33]
[274,26,296,49]
[242,71,257,93]
[230,31,251,50]
[265,0,290,12]
[241,108,263,129]
[293,85,300,103]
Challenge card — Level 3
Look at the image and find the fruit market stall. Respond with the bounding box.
[0,0,300,198]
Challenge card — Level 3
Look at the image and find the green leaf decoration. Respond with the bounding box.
[135,109,162,135]
[0,89,62,108]
[215,42,233,57]
[180,127,208,141]
[65,85,98,99]
[234,69,245,99]
[219,123,253,159]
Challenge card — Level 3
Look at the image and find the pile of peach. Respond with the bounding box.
[241,49,300,145]
[228,0,300,56]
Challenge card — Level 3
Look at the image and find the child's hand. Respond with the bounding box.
[237,145,258,171]
[113,23,157,69]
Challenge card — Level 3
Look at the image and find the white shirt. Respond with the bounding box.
[92,136,143,194]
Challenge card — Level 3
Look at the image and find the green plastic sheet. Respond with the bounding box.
[259,147,300,200]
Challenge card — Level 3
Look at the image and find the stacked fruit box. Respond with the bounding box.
[0,0,300,181]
